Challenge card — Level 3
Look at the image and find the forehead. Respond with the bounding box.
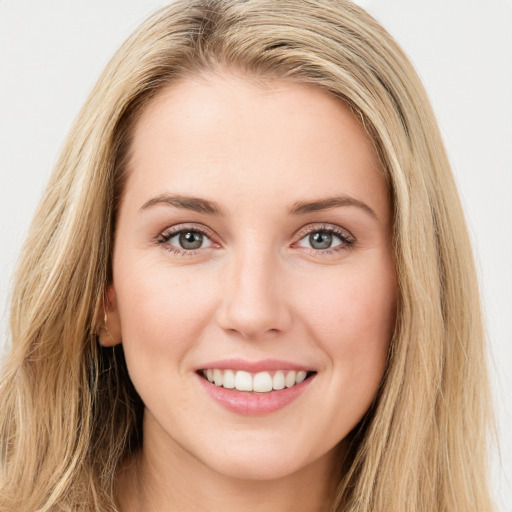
[124,72,390,223]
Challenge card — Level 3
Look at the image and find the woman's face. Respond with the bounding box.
[109,72,397,481]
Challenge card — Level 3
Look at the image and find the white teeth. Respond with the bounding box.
[202,369,311,392]
[223,369,235,389]
[296,370,307,384]
[213,369,223,386]
[235,370,253,391]
[272,370,285,390]
[285,370,296,388]
[253,372,273,392]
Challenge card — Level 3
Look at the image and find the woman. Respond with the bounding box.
[0,0,494,510]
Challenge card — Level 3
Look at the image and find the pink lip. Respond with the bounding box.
[197,358,311,373]
[196,366,315,416]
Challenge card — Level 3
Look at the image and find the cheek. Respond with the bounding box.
[303,261,395,330]
[298,257,396,381]
[113,258,218,366]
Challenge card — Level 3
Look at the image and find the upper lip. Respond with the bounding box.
[197,358,313,373]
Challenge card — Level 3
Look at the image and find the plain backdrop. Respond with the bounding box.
[1,1,511,509]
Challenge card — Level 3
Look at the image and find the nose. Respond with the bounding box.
[216,248,292,340]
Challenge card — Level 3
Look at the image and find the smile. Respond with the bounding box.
[200,369,313,393]
[196,362,317,415]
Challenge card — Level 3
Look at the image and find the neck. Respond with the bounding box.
[117,414,340,512]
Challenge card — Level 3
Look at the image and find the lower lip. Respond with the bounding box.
[197,374,315,416]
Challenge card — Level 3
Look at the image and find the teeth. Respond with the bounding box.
[285,371,296,388]
[235,370,253,391]
[223,369,235,389]
[202,369,310,393]
[272,370,285,390]
[213,369,223,386]
[296,370,307,384]
[253,372,273,392]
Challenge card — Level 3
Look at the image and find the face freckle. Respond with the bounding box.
[109,71,397,483]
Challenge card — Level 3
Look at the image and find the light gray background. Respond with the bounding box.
[1,1,511,509]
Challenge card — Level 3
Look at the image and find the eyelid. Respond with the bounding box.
[155,223,221,251]
[291,223,356,256]
[293,223,355,243]
[155,222,355,256]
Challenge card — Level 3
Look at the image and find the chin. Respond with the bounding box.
[194,432,325,482]
[206,453,309,482]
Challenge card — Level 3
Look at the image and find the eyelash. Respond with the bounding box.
[155,225,215,256]
[155,224,355,256]
[294,224,355,256]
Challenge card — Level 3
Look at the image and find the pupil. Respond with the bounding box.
[309,231,332,250]
[179,231,203,250]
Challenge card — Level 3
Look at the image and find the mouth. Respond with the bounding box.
[198,368,316,393]
[195,359,317,415]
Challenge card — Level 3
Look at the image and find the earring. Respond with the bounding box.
[99,310,118,345]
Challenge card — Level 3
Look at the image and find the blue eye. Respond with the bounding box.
[157,228,213,252]
[308,231,338,250]
[156,224,353,256]
[296,227,353,252]
[175,231,209,250]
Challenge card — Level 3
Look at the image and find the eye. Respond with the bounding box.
[295,226,354,252]
[156,226,214,253]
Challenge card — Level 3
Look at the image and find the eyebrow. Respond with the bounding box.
[139,194,224,215]
[139,193,377,220]
[288,195,377,219]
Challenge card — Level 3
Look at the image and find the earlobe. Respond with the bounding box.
[97,285,122,347]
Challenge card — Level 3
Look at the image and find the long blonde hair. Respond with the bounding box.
[0,1,494,510]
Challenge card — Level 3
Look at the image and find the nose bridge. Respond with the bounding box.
[217,240,290,338]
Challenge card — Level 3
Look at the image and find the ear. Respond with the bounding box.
[97,285,122,347]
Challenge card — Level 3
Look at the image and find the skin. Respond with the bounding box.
[101,72,397,512]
